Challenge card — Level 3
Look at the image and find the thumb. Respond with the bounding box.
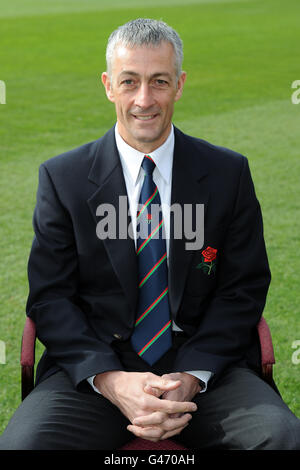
[143,384,162,397]
[144,378,181,397]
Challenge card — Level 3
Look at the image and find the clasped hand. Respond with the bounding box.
[94,371,200,442]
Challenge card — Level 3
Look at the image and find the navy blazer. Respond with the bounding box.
[26,126,271,388]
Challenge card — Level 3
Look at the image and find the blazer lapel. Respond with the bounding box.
[87,128,138,316]
[169,128,210,318]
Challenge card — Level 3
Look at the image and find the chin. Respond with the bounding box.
[132,129,164,145]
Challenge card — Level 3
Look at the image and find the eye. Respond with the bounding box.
[154,79,168,87]
[121,79,135,86]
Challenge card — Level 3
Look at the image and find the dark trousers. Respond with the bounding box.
[1,343,300,450]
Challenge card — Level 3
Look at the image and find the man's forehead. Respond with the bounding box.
[113,42,175,62]
[111,42,176,75]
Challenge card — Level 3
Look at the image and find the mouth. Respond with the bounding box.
[132,114,158,121]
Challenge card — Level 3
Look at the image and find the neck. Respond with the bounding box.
[116,123,172,154]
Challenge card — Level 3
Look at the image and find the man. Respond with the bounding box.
[1,18,299,450]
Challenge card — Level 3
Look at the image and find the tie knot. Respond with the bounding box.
[142,155,156,176]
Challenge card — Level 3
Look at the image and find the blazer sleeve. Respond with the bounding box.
[26,163,124,388]
[173,157,271,379]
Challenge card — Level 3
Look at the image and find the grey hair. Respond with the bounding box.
[106,18,183,79]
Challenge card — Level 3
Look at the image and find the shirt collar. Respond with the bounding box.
[115,124,174,186]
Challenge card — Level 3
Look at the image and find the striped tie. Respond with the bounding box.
[131,155,172,365]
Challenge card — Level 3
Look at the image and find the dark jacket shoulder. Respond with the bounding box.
[173,126,248,183]
[175,126,246,162]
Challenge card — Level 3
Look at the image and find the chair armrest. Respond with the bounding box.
[20,317,36,400]
[257,317,275,386]
[21,317,36,366]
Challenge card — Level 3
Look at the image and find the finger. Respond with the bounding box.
[155,398,197,415]
[133,413,192,440]
[143,378,182,399]
[127,424,164,440]
[143,384,163,397]
[169,412,183,419]
[161,389,180,401]
[127,417,191,442]
[146,377,182,392]
[128,418,191,441]
[133,411,168,427]
[134,411,191,429]
[161,373,182,381]
[161,413,192,432]
[160,422,190,440]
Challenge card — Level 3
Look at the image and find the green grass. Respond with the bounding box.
[0,0,299,434]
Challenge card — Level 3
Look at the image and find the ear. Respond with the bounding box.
[101,72,115,103]
[174,71,187,102]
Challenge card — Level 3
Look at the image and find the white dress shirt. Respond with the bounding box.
[87,124,212,393]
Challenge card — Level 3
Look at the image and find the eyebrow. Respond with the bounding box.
[118,71,173,81]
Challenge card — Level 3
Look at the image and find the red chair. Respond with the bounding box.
[20,316,276,450]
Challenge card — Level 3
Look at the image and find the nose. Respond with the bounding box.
[134,82,155,109]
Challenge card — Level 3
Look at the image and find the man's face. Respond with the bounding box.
[102,41,186,153]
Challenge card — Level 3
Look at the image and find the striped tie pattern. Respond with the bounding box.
[131,155,172,365]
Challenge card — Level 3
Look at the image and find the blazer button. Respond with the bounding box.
[113,333,123,340]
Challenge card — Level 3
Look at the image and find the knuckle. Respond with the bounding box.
[162,421,172,432]
[166,402,177,414]
[150,426,164,439]
[144,372,154,381]
[135,409,145,419]
[134,427,142,437]
[158,411,167,423]
[139,396,149,411]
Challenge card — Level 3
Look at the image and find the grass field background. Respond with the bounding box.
[0,0,299,434]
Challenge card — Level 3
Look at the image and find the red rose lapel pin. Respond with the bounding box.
[196,246,218,275]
